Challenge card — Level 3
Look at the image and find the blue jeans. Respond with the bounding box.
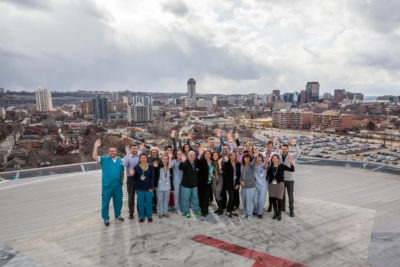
[181,186,200,215]
[137,190,153,220]
[102,183,123,221]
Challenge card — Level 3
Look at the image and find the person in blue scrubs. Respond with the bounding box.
[93,139,125,226]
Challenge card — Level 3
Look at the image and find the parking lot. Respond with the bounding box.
[254,129,400,166]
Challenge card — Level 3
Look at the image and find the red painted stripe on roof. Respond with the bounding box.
[192,234,308,267]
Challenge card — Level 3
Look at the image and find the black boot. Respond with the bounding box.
[272,205,278,220]
[278,211,282,221]
[217,201,224,215]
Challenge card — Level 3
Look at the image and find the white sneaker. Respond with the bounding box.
[241,214,247,219]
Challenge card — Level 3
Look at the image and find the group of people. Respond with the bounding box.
[93,129,300,226]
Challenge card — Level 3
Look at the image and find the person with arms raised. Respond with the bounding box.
[92,139,125,227]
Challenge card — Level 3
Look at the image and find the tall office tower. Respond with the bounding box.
[92,96,109,121]
[35,88,54,111]
[127,105,152,123]
[187,78,196,106]
[271,90,281,102]
[283,93,294,103]
[306,82,320,102]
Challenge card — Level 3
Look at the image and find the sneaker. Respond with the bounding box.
[158,214,163,219]
[139,219,144,223]
[241,214,247,219]
[247,216,253,220]
[226,212,232,218]
[129,213,134,220]
[163,214,170,218]
[196,211,202,216]
[257,215,263,219]
[116,216,124,222]
[104,220,110,226]
[290,211,295,217]
[148,218,153,223]
[232,212,238,217]
[185,213,191,218]
[176,211,183,216]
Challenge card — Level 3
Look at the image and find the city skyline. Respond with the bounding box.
[0,0,399,95]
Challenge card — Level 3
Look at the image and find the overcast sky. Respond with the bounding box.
[0,0,399,95]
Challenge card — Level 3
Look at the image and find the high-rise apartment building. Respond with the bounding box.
[306,82,320,102]
[312,111,352,132]
[273,109,301,129]
[35,88,54,111]
[132,95,153,106]
[273,109,351,132]
[187,78,196,106]
[128,105,152,123]
[92,96,109,121]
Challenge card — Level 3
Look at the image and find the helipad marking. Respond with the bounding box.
[192,234,308,267]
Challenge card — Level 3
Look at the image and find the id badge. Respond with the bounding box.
[140,175,146,181]
[272,180,277,185]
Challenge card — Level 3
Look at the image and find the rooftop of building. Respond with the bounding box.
[0,163,399,266]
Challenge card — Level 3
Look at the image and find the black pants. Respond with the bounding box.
[271,197,282,215]
[198,183,211,215]
[221,188,227,209]
[283,181,294,212]
[152,189,157,212]
[127,177,136,215]
[227,189,234,212]
[233,189,240,209]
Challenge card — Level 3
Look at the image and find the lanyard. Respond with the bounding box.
[272,167,278,179]
[163,167,168,179]
[140,163,147,176]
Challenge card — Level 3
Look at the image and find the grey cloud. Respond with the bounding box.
[162,0,189,17]
[0,19,263,92]
[0,0,51,10]
[348,0,400,34]
[0,46,34,61]
[348,33,400,70]
[78,0,115,23]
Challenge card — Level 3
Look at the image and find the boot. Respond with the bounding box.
[217,201,224,215]
[272,205,278,220]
